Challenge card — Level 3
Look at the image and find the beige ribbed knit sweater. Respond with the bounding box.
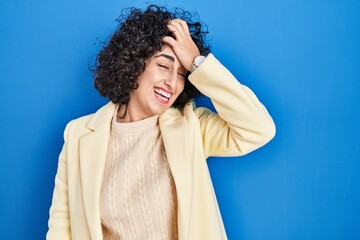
[100,113,178,240]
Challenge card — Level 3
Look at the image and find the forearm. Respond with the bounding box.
[189,54,276,156]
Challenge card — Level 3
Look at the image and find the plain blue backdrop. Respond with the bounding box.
[1,0,359,239]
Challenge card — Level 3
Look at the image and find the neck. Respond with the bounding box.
[116,104,152,123]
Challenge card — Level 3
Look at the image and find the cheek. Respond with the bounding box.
[178,79,185,93]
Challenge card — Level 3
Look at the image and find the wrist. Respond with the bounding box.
[191,55,206,72]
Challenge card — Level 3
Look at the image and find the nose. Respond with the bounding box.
[164,72,178,90]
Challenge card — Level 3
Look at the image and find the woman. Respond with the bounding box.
[47,4,276,240]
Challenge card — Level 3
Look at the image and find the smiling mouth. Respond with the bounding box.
[154,88,173,103]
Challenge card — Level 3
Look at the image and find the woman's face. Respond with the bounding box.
[127,44,187,121]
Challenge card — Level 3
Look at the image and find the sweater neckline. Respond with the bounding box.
[111,105,159,134]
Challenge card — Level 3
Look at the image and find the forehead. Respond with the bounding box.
[154,44,178,62]
[149,44,185,70]
[159,44,176,54]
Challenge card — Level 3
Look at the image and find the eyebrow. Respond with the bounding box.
[155,53,175,62]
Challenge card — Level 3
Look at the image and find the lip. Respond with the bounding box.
[154,87,173,96]
[153,87,173,104]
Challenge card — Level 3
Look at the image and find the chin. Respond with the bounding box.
[148,106,168,116]
[148,99,175,116]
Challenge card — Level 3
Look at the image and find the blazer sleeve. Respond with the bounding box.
[46,122,72,240]
[188,54,276,157]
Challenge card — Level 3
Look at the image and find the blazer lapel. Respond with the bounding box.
[159,107,192,240]
[79,102,116,239]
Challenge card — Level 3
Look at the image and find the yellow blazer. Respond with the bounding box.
[47,54,276,240]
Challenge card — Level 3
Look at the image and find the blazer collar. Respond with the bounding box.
[86,102,117,131]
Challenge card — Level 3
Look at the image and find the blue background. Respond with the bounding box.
[1,0,359,239]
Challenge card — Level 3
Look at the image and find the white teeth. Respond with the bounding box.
[154,88,172,99]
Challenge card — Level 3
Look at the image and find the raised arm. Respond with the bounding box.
[163,18,275,157]
[189,54,276,157]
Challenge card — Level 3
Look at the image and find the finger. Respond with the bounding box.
[169,20,186,37]
[173,19,190,34]
[167,23,184,39]
[162,36,177,48]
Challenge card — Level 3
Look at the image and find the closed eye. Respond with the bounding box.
[158,64,169,70]
[178,72,186,78]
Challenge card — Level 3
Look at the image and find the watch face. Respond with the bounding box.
[194,56,206,68]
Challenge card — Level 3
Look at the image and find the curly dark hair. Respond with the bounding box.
[91,4,211,108]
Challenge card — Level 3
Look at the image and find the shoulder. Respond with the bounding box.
[184,101,215,119]
[62,114,94,142]
[63,102,116,140]
[65,114,93,131]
